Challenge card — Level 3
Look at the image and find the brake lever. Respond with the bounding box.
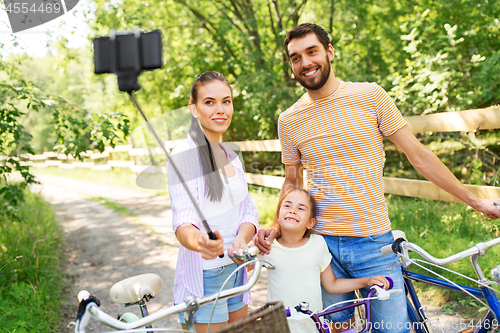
[371,285,403,300]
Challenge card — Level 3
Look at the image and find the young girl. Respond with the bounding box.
[167,71,258,332]
[262,188,389,333]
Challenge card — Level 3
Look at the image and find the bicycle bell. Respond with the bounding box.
[490,265,500,283]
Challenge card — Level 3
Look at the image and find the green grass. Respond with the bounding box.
[0,186,66,332]
[387,194,500,317]
[248,185,280,227]
[87,196,138,217]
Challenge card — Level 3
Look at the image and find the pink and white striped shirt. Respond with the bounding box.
[167,135,259,305]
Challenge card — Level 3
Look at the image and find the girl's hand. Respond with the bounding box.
[228,235,248,265]
[198,230,224,260]
[368,276,390,290]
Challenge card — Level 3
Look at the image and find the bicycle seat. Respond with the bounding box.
[109,273,162,304]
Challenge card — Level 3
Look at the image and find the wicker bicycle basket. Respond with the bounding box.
[213,301,290,333]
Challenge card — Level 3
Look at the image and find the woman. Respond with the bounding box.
[167,71,258,332]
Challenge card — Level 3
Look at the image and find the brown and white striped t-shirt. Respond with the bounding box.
[278,81,406,237]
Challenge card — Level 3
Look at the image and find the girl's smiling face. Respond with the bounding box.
[190,81,233,142]
[278,190,316,234]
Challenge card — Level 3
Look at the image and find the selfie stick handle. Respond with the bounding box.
[128,92,222,256]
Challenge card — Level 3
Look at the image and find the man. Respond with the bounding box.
[256,23,500,332]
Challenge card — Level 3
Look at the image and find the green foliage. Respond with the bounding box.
[469,154,484,185]
[81,0,500,147]
[0,56,130,214]
[5,0,499,148]
[52,106,130,154]
[306,0,408,86]
[0,74,47,216]
[248,185,280,227]
[0,187,66,332]
[90,0,309,140]
[16,47,132,153]
[383,129,500,186]
[390,6,500,115]
[230,71,296,140]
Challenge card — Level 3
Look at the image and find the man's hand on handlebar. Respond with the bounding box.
[478,198,500,220]
[255,228,280,254]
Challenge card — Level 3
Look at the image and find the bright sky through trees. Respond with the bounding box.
[0,0,90,58]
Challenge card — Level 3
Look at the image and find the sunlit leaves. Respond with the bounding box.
[390,7,499,116]
[0,58,130,213]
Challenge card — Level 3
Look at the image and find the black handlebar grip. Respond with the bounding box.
[392,237,406,255]
[76,294,101,321]
[208,231,224,258]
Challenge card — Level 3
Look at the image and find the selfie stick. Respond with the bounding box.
[128,92,224,257]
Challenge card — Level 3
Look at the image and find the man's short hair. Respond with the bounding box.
[284,23,331,59]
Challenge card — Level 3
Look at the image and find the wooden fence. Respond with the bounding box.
[16,106,500,203]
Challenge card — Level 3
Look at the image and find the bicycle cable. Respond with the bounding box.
[205,259,259,333]
[319,296,378,314]
[293,296,379,324]
[413,258,500,296]
[409,258,492,311]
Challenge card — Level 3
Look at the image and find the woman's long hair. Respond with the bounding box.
[189,71,232,202]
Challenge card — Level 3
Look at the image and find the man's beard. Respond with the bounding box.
[294,56,331,91]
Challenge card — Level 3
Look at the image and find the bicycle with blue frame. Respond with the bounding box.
[382,230,500,333]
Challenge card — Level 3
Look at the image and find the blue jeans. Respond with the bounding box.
[321,232,410,333]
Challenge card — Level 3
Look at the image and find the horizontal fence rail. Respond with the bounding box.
[406,107,500,133]
[7,106,500,203]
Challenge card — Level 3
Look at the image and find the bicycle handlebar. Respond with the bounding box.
[228,246,260,262]
[289,278,403,333]
[74,246,269,333]
[381,231,500,266]
[370,285,403,300]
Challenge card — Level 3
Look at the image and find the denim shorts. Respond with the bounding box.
[321,232,410,333]
[177,263,246,324]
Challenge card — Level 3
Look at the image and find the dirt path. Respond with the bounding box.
[32,174,461,333]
